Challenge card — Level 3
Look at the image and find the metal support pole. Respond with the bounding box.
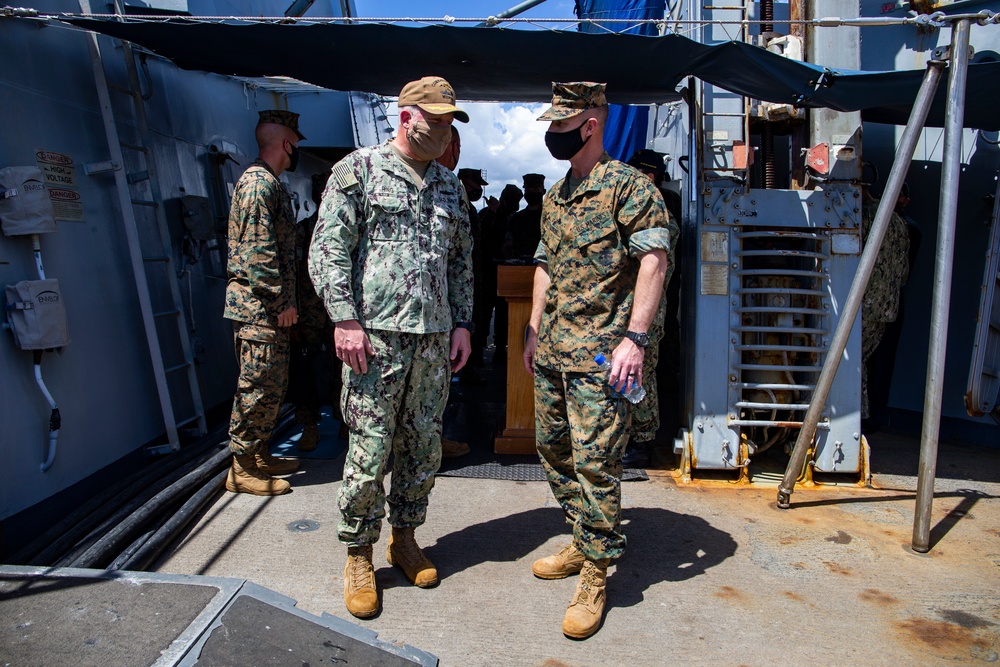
[476,0,549,26]
[912,19,972,553]
[776,58,946,509]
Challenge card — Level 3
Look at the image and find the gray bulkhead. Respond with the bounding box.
[859,0,1000,435]
[0,0,387,522]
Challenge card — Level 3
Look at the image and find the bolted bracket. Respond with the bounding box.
[932,44,974,62]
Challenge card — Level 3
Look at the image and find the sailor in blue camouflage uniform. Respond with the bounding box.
[861,192,910,421]
[522,82,675,639]
[224,109,305,497]
[309,76,474,620]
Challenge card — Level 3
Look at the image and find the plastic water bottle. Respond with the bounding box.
[594,354,646,404]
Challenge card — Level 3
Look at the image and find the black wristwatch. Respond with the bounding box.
[456,321,476,334]
[625,330,650,348]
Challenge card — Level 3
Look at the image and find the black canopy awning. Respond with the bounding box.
[62,17,1000,130]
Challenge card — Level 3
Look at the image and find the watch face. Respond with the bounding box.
[628,331,649,347]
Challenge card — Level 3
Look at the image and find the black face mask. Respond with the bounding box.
[467,186,483,202]
[285,142,300,172]
[524,191,544,205]
[545,120,590,161]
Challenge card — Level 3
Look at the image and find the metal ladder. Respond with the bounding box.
[694,1,752,184]
[967,178,1000,421]
[81,0,207,453]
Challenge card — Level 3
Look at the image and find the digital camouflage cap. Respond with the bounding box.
[258,110,306,140]
[537,82,607,121]
[398,76,470,123]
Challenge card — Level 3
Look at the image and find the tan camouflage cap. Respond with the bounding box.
[537,82,608,121]
[258,110,306,140]
[398,76,470,123]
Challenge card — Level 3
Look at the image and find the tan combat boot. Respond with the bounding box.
[344,545,379,618]
[532,543,585,579]
[562,559,609,639]
[387,527,438,588]
[441,437,470,458]
[255,449,300,475]
[226,454,291,496]
[298,424,319,452]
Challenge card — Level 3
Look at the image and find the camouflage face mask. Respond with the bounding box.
[406,117,453,162]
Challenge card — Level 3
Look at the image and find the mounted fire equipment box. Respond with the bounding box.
[4,279,70,350]
[0,166,58,236]
[177,194,216,241]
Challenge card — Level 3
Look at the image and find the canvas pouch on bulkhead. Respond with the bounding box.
[0,166,57,236]
[4,279,70,350]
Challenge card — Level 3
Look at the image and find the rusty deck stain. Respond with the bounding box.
[713,586,746,601]
[858,589,900,605]
[823,561,852,575]
[783,590,807,603]
[897,618,990,652]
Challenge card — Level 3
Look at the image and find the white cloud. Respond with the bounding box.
[387,101,568,201]
[460,102,566,199]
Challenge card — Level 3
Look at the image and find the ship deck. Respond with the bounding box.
[150,432,1000,666]
[3,358,999,666]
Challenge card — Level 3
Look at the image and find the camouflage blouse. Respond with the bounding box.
[295,213,332,334]
[862,198,910,324]
[223,159,297,327]
[534,153,675,372]
[309,141,473,334]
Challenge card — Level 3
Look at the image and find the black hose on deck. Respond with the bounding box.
[22,405,295,569]
[117,468,228,572]
[106,407,296,570]
[106,527,159,571]
[54,444,228,567]
[69,447,232,569]
[15,421,228,565]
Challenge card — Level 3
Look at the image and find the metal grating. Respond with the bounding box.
[731,229,831,450]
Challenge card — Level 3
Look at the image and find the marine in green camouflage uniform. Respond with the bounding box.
[524,81,674,640]
[530,154,674,560]
[309,141,474,547]
[861,196,910,420]
[225,155,298,457]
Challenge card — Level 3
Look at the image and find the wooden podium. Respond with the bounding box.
[494,265,537,455]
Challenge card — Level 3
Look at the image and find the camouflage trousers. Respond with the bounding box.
[534,364,631,561]
[861,319,889,420]
[337,329,450,547]
[630,265,675,442]
[292,322,341,426]
[228,322,290,456]
[630,327,662,442]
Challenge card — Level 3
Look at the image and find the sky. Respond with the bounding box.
[352,0,580,200]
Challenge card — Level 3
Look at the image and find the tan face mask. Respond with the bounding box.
[406,117,453,162]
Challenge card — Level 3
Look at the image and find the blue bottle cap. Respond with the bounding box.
[594,354,606,365]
